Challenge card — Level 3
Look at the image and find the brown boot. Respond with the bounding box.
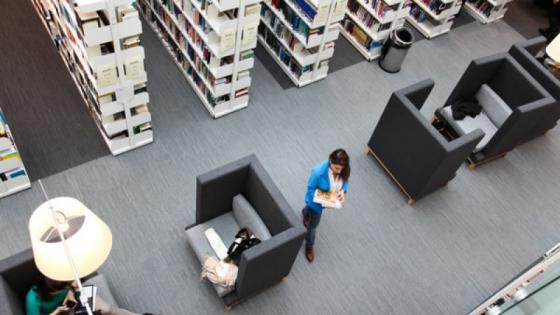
[305,246,314,263]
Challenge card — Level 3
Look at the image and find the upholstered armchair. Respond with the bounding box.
[509,36,560,140]
[0,249,119,315]
[367,79,484,205]
[435,53,556,167]
[185,155,305,309]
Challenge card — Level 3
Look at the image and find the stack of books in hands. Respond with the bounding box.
[313,189,341,209]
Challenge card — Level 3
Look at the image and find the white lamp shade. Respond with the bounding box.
[546,34,560,62]
[29,197,112,281]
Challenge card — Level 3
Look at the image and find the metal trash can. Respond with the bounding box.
[379,27,415,73]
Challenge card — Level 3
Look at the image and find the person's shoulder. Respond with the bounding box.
[311,160,329,174]
[25,285,39,303]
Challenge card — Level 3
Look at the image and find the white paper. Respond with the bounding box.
[96,64,118,88]
[220,28,236,53]
[125,56,145,80]
[242,23,258,47]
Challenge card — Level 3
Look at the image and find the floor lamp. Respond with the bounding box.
[29,180,112,315]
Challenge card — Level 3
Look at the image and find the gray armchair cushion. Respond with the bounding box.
[83,274,118,308]
[0,277,23,315]
[186,212,241,297]
[441,106,497,152]
[476,84,512,127]
[232,194,271,241]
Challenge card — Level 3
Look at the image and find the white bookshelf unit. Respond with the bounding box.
[463,0,510,24]
[258,0,347,86]
[0,109,31,199]
[32,0,154,156]
[405,0,462,39]
[339,0,408,60]
[137,0,261,118]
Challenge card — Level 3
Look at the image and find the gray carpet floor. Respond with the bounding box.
[0,0,110,181]
[1,15,560,315]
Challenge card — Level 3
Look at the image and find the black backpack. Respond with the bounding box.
[226,228,261,265]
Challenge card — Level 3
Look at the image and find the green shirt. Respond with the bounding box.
[26,285,70,315]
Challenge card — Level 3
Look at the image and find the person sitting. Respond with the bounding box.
[26,274,156,315]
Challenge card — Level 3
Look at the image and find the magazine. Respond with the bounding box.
[313,189,341,209]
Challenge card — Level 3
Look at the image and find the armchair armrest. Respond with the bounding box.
[236,226,305,298]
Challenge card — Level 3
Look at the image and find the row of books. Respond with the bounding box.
[146,1,219,66]
[341,19,383,51]
[267,0,317,39]
[416,0,453,15]
[259,24,317,77]
[467,0,502,17]
[347,0,392,31]
[261,8,307,53]
[365,0,400,18]
[146,5,248,107]
[146,5,232,91]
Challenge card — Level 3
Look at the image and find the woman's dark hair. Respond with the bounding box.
[329,149,350,182]
[35,274,71,300]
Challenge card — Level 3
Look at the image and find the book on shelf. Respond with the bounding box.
[123,36,141,49]
[5,168,26,179]
[235,87,249,97]
[118,5,139,22]
[245,3,261,15]
[240,50,254,60]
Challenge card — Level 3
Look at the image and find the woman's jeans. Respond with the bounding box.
[302,206,322,248]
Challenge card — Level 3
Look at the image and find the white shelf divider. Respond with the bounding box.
[32,0,154,156]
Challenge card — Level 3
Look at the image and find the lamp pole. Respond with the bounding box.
[38,180,94,315]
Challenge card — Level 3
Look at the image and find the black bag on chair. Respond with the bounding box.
[226,228,261,265]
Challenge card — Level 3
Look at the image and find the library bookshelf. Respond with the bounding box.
[463,0,510,24]
[32,0,154,156]
[405,0,462,39]
[0,109,31,199]
[137,0,261,118]
[258,0,347,86]
[339,0,408,60]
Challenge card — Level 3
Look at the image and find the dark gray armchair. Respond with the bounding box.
[185,155,305,308]
[0,249,118,315]
[509,36,560,140]
[367,79,484,205]
[435,53,556,167]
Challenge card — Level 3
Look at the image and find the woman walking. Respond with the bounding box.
[302,149,350,263]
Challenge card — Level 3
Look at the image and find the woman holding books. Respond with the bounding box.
[302,149,350,263]
[26,274,156,315]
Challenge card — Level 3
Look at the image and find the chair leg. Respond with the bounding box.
[225,305,232,311]
[282,277,288,283]
[407,198,415,206]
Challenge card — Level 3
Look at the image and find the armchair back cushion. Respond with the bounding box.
[196,161,249,224]
[232,194,271,240]
[476,84,512,127]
